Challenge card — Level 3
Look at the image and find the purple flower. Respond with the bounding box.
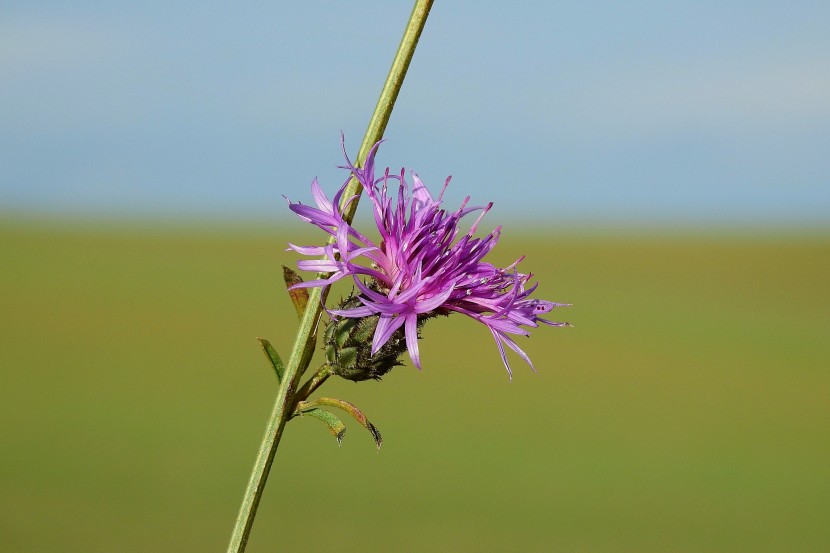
[287,140,569,378]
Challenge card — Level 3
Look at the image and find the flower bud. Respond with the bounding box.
[324,294,426,381]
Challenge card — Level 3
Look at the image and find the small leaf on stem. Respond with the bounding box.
[282,265,309,319]
[297,407,347,446]
[257,338,285,382]
[308,397,383,450]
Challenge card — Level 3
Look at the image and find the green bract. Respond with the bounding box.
[324,295,408,381]
[324,294,438,381]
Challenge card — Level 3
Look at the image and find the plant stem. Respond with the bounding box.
[294,363,332,403]
[226,2,433,551]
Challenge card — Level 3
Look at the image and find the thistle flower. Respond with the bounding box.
[288,140,569,379]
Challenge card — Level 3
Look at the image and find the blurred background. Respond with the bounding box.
[1,1,828,551]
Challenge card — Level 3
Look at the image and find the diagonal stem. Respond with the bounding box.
[226,2,433,551]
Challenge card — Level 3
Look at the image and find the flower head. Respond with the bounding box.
[288,140,569,379]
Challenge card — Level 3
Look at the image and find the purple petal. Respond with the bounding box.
[372,314,405,355]
[354,278,394,304]
[411,173,435,208]
[297,259,340,271]
[310,178,334,213]
[539,319,572,327]
[289,203,340,228]
[329,305,375,318]
[395,277,430,304]
[288,243,327,256]
[347,245,379,260]
[481,316,528,335]
[405,314,421,370]
[414,282,456,313]
[499,332,536,372]
[488,327,513,380]
[289,273,347,289]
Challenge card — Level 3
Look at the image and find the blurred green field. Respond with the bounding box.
[1,218,828,552]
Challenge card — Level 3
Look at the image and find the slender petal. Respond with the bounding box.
[404,314,421,370]
[372,314,406,355]
[310,178,333,213]
[329,305,375,318]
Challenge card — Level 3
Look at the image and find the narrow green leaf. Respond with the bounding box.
[257,338,284,382]
[296,407,347,446]
[282,265,309,320]
[307,397,382,450]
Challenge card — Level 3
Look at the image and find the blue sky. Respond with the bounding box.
[2,1,828,224]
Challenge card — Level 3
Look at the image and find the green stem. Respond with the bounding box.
[294,363,332,404]
[226,2,433,551]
